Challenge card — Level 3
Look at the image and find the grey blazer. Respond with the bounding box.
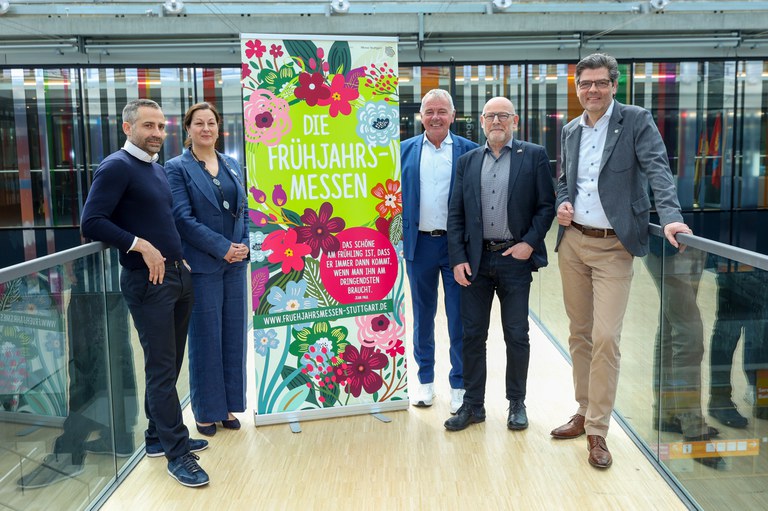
[555,101,683,257]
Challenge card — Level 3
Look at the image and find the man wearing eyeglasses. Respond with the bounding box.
[444,97,555,432]
[401,89,478,414]
[551,53,691,469]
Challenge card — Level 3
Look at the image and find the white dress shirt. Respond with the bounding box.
[573,100,615,229]
[418,133,453,231]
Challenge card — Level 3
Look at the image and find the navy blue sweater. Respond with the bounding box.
[81,149,184,270]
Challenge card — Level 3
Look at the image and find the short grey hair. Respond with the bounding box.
[575,53,620,84]
[122,99,162,125]
[420,89,455,113]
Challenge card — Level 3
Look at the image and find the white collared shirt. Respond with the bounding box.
[121,140,159,250]
[573,100,615,229]
[122,140,159,163]
[418,132,453,231]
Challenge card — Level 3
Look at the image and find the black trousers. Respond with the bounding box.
[460,251,533,407]
[120,263,193,461]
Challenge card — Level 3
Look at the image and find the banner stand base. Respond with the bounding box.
[371,413,392,423]
[253,400,409,427]
[288,421,302,433]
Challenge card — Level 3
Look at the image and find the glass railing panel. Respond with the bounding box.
[532,223,768,510]
[0,244,166,510]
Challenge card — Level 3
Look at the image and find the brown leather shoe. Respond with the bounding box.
[587,435,612,469]
[550,414,585,439]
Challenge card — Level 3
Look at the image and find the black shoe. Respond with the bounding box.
[221,417,241,430]
[654,416,720,441]
[754,407,768,420]
[709,402,749,428]
[507,399,528,430]
[444,404,486,431]
[196,422,217,437]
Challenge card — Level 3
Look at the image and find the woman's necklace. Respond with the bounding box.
[190,147,236,217]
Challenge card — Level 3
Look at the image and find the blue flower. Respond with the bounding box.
[253,328,280,356]
[44,333,64,358]
[249,231,273,263]
[266,280,318,330]
[356,101,399,146]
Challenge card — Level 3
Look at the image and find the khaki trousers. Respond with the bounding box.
[558,227,634,437]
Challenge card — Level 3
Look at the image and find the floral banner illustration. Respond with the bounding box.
[242,34,408,424]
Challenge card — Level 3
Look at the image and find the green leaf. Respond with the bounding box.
[282,207,303,227]
[277,385,310,412]
[389,214,403,245]
[284,40,318,72]
[304,258,339,308]
[328,41,351,77]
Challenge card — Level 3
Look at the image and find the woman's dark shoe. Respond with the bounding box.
[221,417,241,430]
[195,422,217,436]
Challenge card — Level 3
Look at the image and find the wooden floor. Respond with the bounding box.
[101,297,687,511]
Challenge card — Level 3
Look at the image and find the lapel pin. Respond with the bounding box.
[517,149,523,153]
[614,129,620,133]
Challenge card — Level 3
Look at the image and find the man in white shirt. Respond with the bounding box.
[401,89,478,414]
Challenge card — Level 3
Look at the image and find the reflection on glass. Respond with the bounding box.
[646,240,724,469]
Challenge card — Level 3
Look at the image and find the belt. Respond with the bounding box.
[419,229,447,237]
[483,239,517,252]
[570,221,616,238]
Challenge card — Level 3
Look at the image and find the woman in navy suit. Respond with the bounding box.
[166,102,250,436]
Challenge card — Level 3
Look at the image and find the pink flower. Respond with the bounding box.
[262,228,312,273]
[318,74,360,117]
[243,90,292,146]
[250,187,267,204]
[295,72,331,107]
[356,313,406,351]
[245,39,267,59]
[371,179,402,217]
[249,210,269,227]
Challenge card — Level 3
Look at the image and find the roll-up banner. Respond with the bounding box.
[241,34,408,425]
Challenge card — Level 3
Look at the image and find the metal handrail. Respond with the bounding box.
[0,242,108,284]
[650,223,768,272]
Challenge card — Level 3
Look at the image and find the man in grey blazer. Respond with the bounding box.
[444,96,555,432]
[550,53,691,469]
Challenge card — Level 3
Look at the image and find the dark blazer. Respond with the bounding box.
[447,139,556,279]
[555,101,683,257]
[165,150,249,274]
[401,132,478,262]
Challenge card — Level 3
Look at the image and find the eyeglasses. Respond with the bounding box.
[482,112,514,121]
[577,79,613,91]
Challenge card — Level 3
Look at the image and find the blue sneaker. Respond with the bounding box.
[167,453,209,487]
[146,438,209,458]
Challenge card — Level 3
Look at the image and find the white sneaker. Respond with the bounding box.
[411,383,435,407]
[450,388,466,415]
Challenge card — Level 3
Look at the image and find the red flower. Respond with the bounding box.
[241,63,252,81]
[245,39,267,59]
[295,72,331,107]
[318,73,360,117]
[262,228,312,273]
[269,44,284,58]
[295,202,346,258]
[371,179,402,217]
[386,339,405,358]
[255,111,274,128]
[371,315,390,332]
[341,345,388,398]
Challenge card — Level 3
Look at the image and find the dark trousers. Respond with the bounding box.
[120,263,193,461]
[460,250,532,407]
[405,233,463,388]
[54,290,136,464]
[188,261,248,423]
[710,270,768,402]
